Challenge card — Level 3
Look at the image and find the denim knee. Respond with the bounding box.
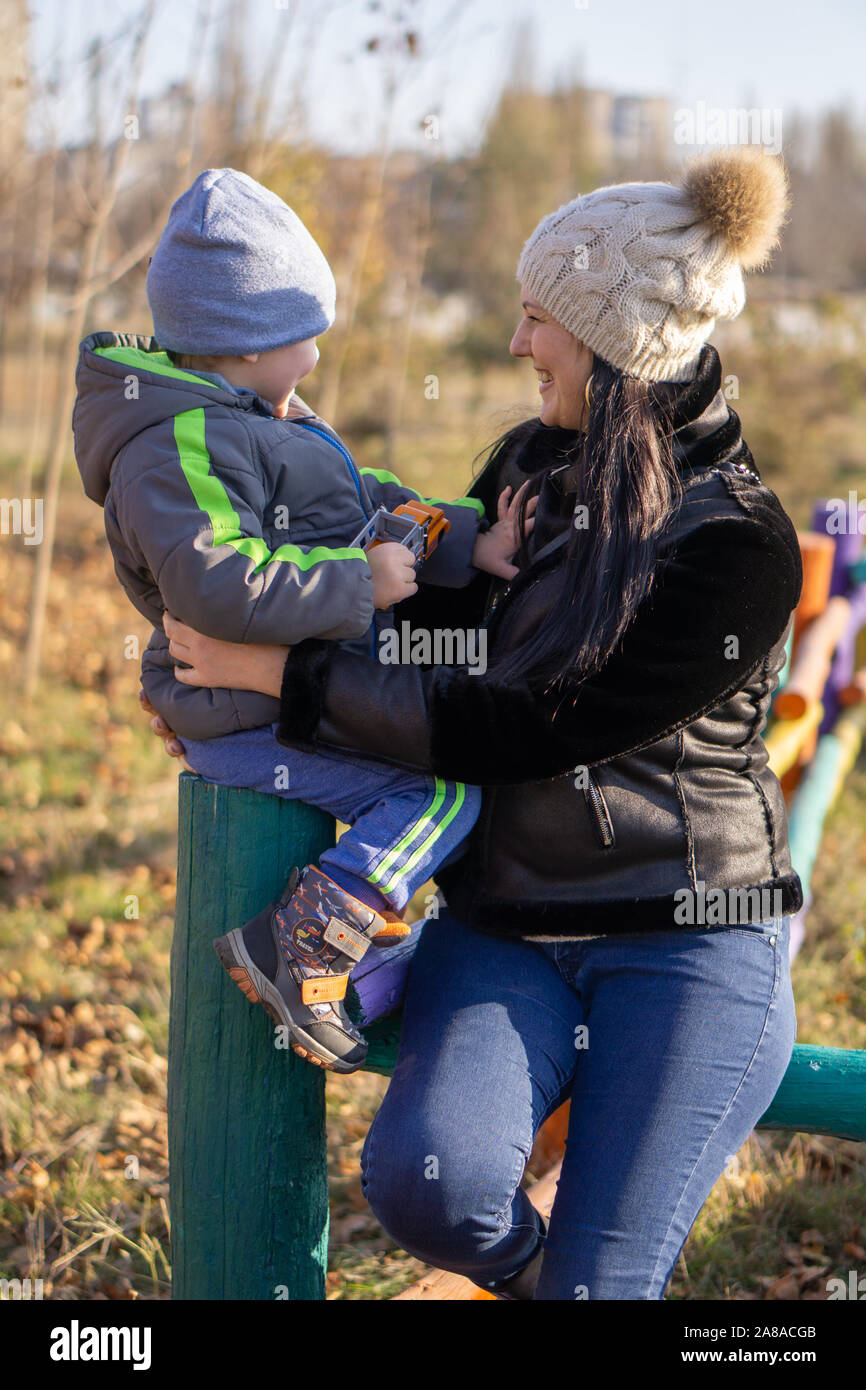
[360,1108,532,1268]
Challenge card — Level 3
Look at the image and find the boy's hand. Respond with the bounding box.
[367,541,419,609]
[471,481,537,580]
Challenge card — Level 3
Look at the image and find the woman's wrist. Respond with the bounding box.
[252,644,289,698]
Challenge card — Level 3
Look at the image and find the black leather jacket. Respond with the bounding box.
[278,346,804,938]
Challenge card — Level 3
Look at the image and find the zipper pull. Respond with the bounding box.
[583,772,616,849]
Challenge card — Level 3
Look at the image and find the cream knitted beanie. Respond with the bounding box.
[516,146,790,383]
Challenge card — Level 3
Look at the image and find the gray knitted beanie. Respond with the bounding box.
[146,168,336,356]
[516,146,790,383]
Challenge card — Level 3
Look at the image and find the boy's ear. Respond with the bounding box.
[240,353,260,363]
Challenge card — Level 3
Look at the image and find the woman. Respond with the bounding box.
[147,146,802,1299]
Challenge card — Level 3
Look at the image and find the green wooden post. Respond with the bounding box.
[169,773,335,1300]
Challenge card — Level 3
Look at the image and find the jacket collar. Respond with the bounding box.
[649,342,723,431]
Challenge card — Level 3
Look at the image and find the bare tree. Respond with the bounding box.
[315,0,470,430]
[20,0,216,693]
[314,2,425,428]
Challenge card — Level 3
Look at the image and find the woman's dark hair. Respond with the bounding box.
[486,355,684,691]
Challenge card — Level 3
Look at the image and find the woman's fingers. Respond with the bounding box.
[146,711,185,759]
[506,479,532,522]
[141,683,182,751]
[173,664,200,686]
[142,688,179,742]
[163,613,194,654]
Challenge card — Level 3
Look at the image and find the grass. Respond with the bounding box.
[1,340,865,1300]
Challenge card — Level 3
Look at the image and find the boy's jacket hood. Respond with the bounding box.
[73,331,274,506]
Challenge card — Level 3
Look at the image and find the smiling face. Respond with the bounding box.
[510,288,594,430]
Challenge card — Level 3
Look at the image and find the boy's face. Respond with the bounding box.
[235,337,320,417]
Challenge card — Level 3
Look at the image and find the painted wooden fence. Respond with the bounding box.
[765,501,866,958]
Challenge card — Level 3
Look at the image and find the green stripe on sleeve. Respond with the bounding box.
[386,781,466,889]
[366,778,448,889]
[359,467,486,519]
[366,778,469,894]
[173,408,366,572]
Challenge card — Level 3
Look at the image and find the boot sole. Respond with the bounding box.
[213,929,368,1075]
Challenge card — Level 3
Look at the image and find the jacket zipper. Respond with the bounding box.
[292,420,368,512]
[584,770,616,849]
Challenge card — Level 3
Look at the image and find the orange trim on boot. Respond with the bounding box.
[300,972,350,1004]
[371,909,412,941]
[310,868,411,942]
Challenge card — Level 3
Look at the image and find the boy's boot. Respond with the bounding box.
[213,865,408,1074]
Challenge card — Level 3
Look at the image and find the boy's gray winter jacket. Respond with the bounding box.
[73,332,484,739]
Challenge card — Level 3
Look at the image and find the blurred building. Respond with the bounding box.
[580,89,673,168]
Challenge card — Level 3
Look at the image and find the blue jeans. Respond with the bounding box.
[360,909,796,1299]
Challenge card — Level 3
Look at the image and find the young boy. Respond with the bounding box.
[73,168,525,1074]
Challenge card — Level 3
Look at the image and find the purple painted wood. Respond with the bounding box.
[788,889,810,963]
[812,500,864,597]
[818,584,866,735]
[350,917,425,1024]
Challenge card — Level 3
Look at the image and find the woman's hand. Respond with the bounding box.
[138,689,190,764]
[471,481,537,580]
[164,614,289,697]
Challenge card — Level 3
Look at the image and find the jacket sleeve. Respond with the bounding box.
[275,510,803,785]
[359,466,486,588]
[115,410,374,645]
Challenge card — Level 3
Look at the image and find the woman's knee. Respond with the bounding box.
[360,1106,527,1263]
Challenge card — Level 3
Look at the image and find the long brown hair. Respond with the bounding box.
[488,355,685,690]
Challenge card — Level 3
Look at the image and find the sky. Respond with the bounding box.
[28,0,865,157]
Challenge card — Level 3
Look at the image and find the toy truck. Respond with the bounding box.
[351,499,450,564]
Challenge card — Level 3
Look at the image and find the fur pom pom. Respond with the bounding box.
[682,147,790,270]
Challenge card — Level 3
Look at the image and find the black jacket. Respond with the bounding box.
[276,345,805,938]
